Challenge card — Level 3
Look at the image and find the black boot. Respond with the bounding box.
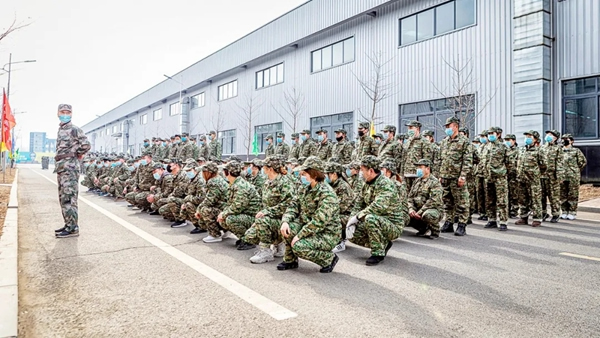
[478,215,488,221]
[454,223,467,236]
[441,221,454,233]
[484,221,498,229]
[466,218,473,225]
[499,224,508,231]
[170,220,187,228]
[149,210,160,215]
[190,227,206,234]
[366,255,385,266]
[277,261,299,271]
[550,216,559,223]
[453,216,459,224]
[319,254,339,273]
[237,241,256,251]
[54,226,66,233]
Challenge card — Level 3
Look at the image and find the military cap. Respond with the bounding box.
[116,154,125,159]
[301,129,311,135]
[396,133,407,140]
[197,157,206,162]
[209,130,217,135]
[265,134,274,140]
[224,161,244,176]
[405,120,422,128]
[199,135,207,140]
[170,158,182,166]
[523,130,541,140]
[444,116,460,126]
[296,156,324,172]
[478,130,489,136]
[346,161,361,170]
[144,138,150,142]
[170,136,175,140]
[277,132,285,137]
[160,158,171,164]
[58,103,72,112]
[252,158,264,167]
[358,122,370,129]
[504,134,516,140]
[152,163,164,170]
[184,158,196,166]
[174,134,181,138]
[151,137,157,141]
[134,156,142,160]
[360,155,381,170]
[291,133,299,138]
[324,162,344,173]
[316,128,328,134]
[201,161,219,174]
[182,132,189,137]
[228,155,242,162]
[288,157,299,165]
[472,137,481,143]
[126,159,134,165]
[545,129,561,138]
[488,127,502,134]
[414,159,432,167]
[379,160,397,174]
[374,133,384,140]
[334,128,347,134]
[458,127,470,137]
[263,156,285,169]
[422,130,434,137]
[561,133,574,140]
[190,136,196,141]
[382,125,396,132]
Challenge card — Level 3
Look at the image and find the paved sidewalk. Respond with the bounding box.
[578,198,600,213]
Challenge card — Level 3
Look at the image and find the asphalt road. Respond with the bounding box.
[17,166,600,337]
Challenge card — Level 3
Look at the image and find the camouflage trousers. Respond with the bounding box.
[404,176,417,194]
[467,174,477,214]
[197,206,223,237]
[541,177,561,217]
[134,191,152,209]
[283,222,337,267]
[349,214,403,256]
[244,216,282,246]
[180,201,200,225]
[408,209,442,234]
[57,169,80,229]
[151,197,169,212]
[125,191,140,206]
[101,183,115,194]
[485,177,508,224]
[440,178,470,224]
[221,214,255,239]
[159,197,184,221]
[113,180,126,198]
[507,172,519,215]
[340,214,350,240]
[561,179,580,215]
[81,176,93,189]
[476,176,487,217]
[518,179,542,221]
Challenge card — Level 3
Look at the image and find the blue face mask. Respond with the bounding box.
[110,163,116,168]
[445,128,454,136]
[293,171,300,177]
[199,141,204,145]
[375,139,381,144]
[504,141,512,147]
[300,176,310,186]
[416,168,424,178]
[325,176,331,184]
[247,167,252,175]
[407,130,416,138]
[128,166,135,172]
[186,171,195,179]
[524,137,533,146]
[346,169,352,177]
[488,135,497,142]
[545,135,554,143]
[134,162,140,168]
[104,163,110,167]
[480,137,488,144]
[58,115,71,123]
[175,140,181,144]
[153,173,161,180]
[96,164,102,168]
[261,168,265,175]
[162,142,166,146]
[141,159,148,166]
[277,137,283,144]
[115,162,122,166]
[84,163,90,167]
[317,135,324,142]
[182,137,187,142]
[144,142,149,147]
[474,144,480,148]
[301,135,307,141]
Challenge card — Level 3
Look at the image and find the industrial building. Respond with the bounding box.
[81,0,600,181]
[29,132,56,153]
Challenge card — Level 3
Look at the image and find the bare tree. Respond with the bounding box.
[211,100,225,136]
[352,51,396,127]
[237,93,263,160]
[271,87,306,134]
[0,17,30,43]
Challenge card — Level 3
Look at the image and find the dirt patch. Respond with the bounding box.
[579,184,600,202]
[0,168,17,237]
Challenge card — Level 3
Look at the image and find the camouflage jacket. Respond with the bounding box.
[330,178,354,215]
[439,133,472,179]
[198,175,229,211]
[248,173,267,197]
[378,139,402,169]
[392,179,410,225]
[260,174,296,219]
[430,142,441,177]
[141,144,152,156]
[170,170,190,198]
[299,138,317,158]
[354,135,377,160]
[111,164,129,182]
[222,177,261,218]
[315,140,333,161]
[540,143,564,181]
[198,144,209,160]
[332,140,354,164]
[184,172,206,205]
[208,140,222,160]
[505,145,519,175]
[352,174,405,225]
[407,175,444,215]
[274,143,290,159]
[265,143,276,157]
[403,136,433,176]
[485,139,509,180]
[54,121,90,174]
[290,143,301,160]
[191,144,199,160]
[154,172,174,200]
[151,144,160,158]
[137,161,156,191]
[562,146,587,181]
[282,181,341,240]
[155,146,166,161]
[517,145,546,182]
[475,143,489,177]
[348,175,365,199]
[178,141,195,161]
[169,143,180,159]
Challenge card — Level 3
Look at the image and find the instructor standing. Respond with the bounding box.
[54,104,91,238]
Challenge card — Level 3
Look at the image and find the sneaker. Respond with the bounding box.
[202,235,222,243]
[274,241,286,258]
[515,218,528,225]
[332,241,346,253]
[54,226,66,233]
[499,224,508,231]
[190,227,207,234]
[250,248,275,264]
[560,213,568,219]
[531,221,542,227]
[170,220,187,228]
[221,231,233,239]
[366,255,384,266]
[237,241,256,251]
[566,214,576,220]
[422,230,432,238]
[466,218,473,225]
[319,254,339,273]
[277,261,299,271]
[55,227,79,238]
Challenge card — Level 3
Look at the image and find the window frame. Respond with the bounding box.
[153,108,163,121]
[169,102,180,116]
[562,76,600,140]
[218,80,238,101]
[254,122,283,153]
[190,92,206,109]
[140,114,147,125]
[219,129,237,155]
[256,63,285,90]
[309,112,354,141]
[311,36,355,73]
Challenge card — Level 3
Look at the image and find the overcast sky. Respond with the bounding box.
[0,0,306,151]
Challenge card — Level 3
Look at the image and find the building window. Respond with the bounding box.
[218,80,238,101]
[256,63,284,89]
[563,76,600,139]
[169,102,180,116]
[112,125,118,134]
[254,122,283,153]
[399,0,476,46]
[310,112,354,140]
[153,108,162,121]
[219,129,236,155]
[399,95,475,142]
[140,114,147,125]
[311,37,355,73]
[191,92,205,109]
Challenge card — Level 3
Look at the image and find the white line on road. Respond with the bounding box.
[559,252,600,262]
[31,170,298,320]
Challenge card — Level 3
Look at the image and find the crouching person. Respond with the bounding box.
[279,156,341,273]
[347,156,406,266]
[407,159,444,239]
[195,162,229,242]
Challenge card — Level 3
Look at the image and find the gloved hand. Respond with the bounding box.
[346,224,356,239]
[346,215,359,227]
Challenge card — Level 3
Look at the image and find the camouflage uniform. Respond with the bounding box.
[180,166,206,227]
[274,132,290,159]
[141,141,152,156]
[129,160,157,210]
[281,157,340,267]
[220,162,262,239]
[331,129,354,165]
[467,139,480,219]
[299,130,317,158]
[178,135,195,161]
[198,136,210,160]
[354,122,377,160]
[407,160,443,235]
[150,169,174,212]
[560,139,586,216]
[377,126,402,171]
[54,109,91,231]
[159,167,190,221]
[325,162,355,239]
[484,128,509,226]
[247,166,267,198]
[504,135,520,217]
[402,121,433,192]
[289,133,301,160]
[315,138,333,161]
[81,162,96,189]
[265,135,276,157]
[540,130,564,220]
[346,161,365,199]
[476,132,490,219]
[196,162,229,236]
[208,132,222,161]
[516,131,546,224]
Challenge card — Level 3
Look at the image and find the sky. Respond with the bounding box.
[0,0,307,152]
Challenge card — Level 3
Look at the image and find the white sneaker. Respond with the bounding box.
[202,235,222,243]
[221,231,233,239]
[566,214,576,220]
[560,214,567,219]
[332,240,346,253]
[250,247,275,264]
[273,241,286,258]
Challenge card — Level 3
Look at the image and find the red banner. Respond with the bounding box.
[1,89,16,152]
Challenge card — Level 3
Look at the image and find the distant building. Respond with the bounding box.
[29,132,46,153]
[44,138,56,153]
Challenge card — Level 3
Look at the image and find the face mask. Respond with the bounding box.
[545,135,554,143]
[416,169,424,178]
[128,166,135,172]
[96,164,102,168]
[186,171,195,179]
[182,137,187,142]
[383,132,389,139]
[58,115,71,123]
[480,137,488,144]
[175,140,181,144]
[293,139,298,145]
[488,135,497,142]
[325,176,331,184]
[407,130,416,137]
[317,135,324,142]
[144,142,149,147]
[504,141,512,147]
[524,137,533,146]
[166,165,173,173]
[293,171,299,177]
[247,167,252,175]
[153,173,161,180]
[84,163,90,167]
[473,144,480,148]
[261,168,265,175]
[445,128,453,137]
[300,176,310,186]
[301,135,307,141]
[359,171,364,180]
[134,162,140,168]
[276,137,282,144]
[141,159,148,166]
[116,162,122,166]
[564,140,571,146]
[104,163,110,167]
[336,136,343,142]
[162,142,166,146]
[287,166,292,173]
[358,130,365,137]
[346,169,352,177]
[375,139,381,145]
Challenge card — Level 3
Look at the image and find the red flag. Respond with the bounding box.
[1,90,16,152]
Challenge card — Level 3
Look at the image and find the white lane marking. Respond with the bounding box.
[559,252,600,262]
[31,170,298,320]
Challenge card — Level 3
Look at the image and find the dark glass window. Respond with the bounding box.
[563,76,600,139]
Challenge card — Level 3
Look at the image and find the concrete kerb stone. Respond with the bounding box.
[577,206,600,214]
[0,169,19,338]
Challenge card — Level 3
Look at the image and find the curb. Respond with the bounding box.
[577,205,600,214]
[0,169,18,338]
